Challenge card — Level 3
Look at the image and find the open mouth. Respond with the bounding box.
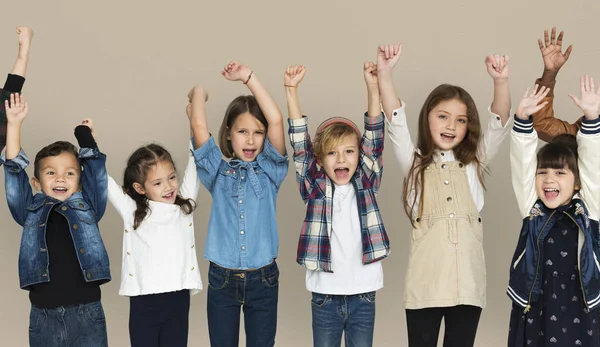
[53,187,68,194]
[243,149,256,158]
[544,188,559,199]
[441,133,456,142]
[163,192,175,200]
[334,168,349,179]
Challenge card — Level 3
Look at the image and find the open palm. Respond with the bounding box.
[569,75,600,118]
[538,28,572,73]
[516,85,550,119]
[5,93,28,124]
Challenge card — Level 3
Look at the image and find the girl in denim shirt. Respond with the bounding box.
[188,61,288,347]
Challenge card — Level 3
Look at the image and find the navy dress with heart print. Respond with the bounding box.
[508,213,600,346]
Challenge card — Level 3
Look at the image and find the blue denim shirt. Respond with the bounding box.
[1,148,111,289]
[194,137,288,269]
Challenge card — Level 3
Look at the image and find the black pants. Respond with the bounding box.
[406,305,482,347]
[129,289,190,347]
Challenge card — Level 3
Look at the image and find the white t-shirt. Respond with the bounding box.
[305,183,384,295]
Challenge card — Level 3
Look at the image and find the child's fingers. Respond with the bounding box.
[564,45,573,60]
[538,39,544,51]
[557,30,564,46]
[532,102,549,114]
[544,29,550,47]
[384,45,390,59]
[550,27,556,45]
[591,77,596,94]
[568,94,580,106]
[523,88,531,98]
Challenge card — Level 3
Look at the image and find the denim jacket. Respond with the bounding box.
[2,148,111,289]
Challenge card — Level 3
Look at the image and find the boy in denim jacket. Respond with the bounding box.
[1,94,111,347]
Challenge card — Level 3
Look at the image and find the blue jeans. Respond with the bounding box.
[311,292,376,347]
[207,261,279,347]
[29,301,108,347]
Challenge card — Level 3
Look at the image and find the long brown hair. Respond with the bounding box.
[403,84,487,226]
[218,95,268,158]
[123,144,196,230]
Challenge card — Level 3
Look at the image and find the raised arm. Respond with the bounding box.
[284,65,305,120]
[74,119,108,220]
[511,85,550,218]
[361,61,384,189]
[568,75,600,219]
[532,27,579,142]
[3,93,33,225]
[485,55,511,126]
[376,44,403,121]
[187,86,210,149]
[222,61,286,155]
[285,65,319,201]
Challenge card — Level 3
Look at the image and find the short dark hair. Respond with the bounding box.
[33,141,79,179]
[537,133,580,189]
[218,95,268,158]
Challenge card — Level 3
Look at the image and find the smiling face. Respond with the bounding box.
[133,161,179,204]
[427,98,469,151]
[535,166,578,209]
[32,152,81,201]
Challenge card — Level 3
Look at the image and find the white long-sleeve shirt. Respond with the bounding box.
[108,145,202,296]
[385,103,511,216]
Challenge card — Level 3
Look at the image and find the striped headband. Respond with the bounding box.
[315,117,361,137]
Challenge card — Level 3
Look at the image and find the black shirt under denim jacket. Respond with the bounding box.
[1,127,111,308]
[507,198,600,312]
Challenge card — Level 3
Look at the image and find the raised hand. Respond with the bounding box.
[5,93,28,125]
[568,75,600,120]
[16,26,34,48]
[516,85,550,120]
[364,61,378,88]
[222,61,253,83]
[186,86,208,121]
[485,55,509,80]
[376,44,402,74]
[538,27,572,74]
[284,65,306,87]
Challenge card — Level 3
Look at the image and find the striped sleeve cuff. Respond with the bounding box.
[580,116,600,135]
[513,115,533,133]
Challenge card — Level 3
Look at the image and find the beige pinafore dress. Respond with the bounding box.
[404,160,486,310]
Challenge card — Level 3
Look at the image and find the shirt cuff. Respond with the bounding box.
[74,125,97,149]
[1,148,29,171]
[3,74,26,93]
[364,112,384,126]
[513,115,534,134]
[383,102,407,127]
[487,106,512,129]
[580,117,600,135]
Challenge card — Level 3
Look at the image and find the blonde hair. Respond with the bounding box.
[313,123,361,162]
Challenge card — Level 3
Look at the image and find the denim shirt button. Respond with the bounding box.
[73,224,79,230]
[86,273,92,279]
[61,206,67,211]
[42,273,47,277]
[240,215,244,219]
[40,248,46,252]
[241,246,246,250]
[39,223,45,228]
[79,248,85,254]
[240,230,245,235]
[239,200,242,204]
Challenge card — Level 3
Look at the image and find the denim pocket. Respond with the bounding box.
[262,268,279,288]
[208,269,228,290]
[359,291,376,304]
[311,293,331,308]
[84,302,106,324]
[29,308,42,336]
[69,200,97,224]
[216,170,236,193]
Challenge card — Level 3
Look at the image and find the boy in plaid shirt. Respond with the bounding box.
[285,62,390,347]
[1,26,33,152]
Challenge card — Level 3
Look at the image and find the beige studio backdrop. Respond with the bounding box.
[1,0,600,346]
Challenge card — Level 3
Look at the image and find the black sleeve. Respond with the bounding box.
[74,125,97,149]
[3,74,26,93]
